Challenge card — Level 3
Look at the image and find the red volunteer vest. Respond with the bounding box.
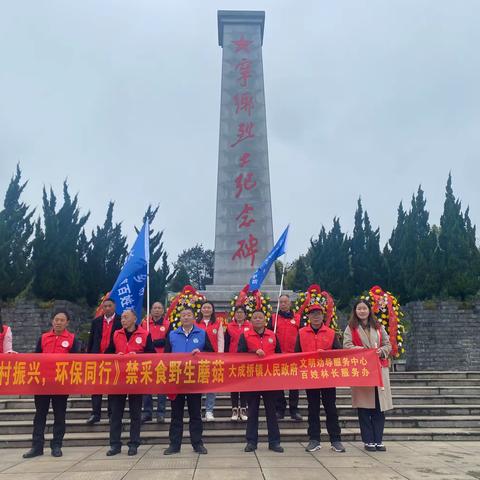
[272,312,300,353]
[0,325,7,353]
[196,319,222,352]
[141,317,170,353]
[243,328,278,356]
[226,320,251,353]
[100,316,115,354]
[298,324,335,352]
[351,326,389,367]
[113,326,149,354]
[41,329,76,353]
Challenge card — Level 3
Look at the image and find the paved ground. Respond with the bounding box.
[0,441,479,480]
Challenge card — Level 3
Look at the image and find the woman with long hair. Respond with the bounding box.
[343,299,393,452]
[196,301,224,421]
[0,312,14,353]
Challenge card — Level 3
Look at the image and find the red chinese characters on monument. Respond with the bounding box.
[239,152,250,167]
[236,203,255,228]
[235,59,252,87]
[232,233,259,267]
[230,122,255,148]
[235,172,257,198]
[233,94,254,115]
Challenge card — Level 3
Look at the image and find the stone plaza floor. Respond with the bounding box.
[0,441,479,480]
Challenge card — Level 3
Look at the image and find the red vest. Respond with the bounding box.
[298,324,335,352]
[41,329,76,353]
[196,319,222,352]
[100,316,115,354]
[351,326,389,367]
[243,328,278,356]
[226,320,251,353]
[271,312,300,353]
[0,325,7,353]
[113,326,149,354]
[141,317,170,353]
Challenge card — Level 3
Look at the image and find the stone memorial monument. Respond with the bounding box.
[205,10,283,307]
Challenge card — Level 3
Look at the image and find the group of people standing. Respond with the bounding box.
[15,293,393,459]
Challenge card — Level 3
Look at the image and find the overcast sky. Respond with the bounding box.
[1,0,479,267]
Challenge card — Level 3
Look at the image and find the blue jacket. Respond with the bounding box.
[165,325,213,353]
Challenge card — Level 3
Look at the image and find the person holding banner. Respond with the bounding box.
[238,309,284,453]
[140,301,169,424]
[343,299,393,452]
[269,294,302,421]
[163,307,214,455]
[196,301,224,422]
[224,305,250,421]
[86,297,122,425]
[295,304,345,453]
[23,310,80,459]
[105,309,155,457]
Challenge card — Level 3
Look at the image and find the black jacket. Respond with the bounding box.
[87,314,122,353]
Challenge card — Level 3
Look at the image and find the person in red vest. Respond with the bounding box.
[343,299,393,452]
[86,297,122,425]
[196,301,224,421]
[0,313,14,353]
[105,308,155,457]
[238,309,283,453]
[295,304,345,453]
[23,310,80,459]
[224,305,250,421]
[269,294,303,421]
[140,301,170,423]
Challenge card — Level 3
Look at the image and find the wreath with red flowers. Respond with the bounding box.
[229,284,273,321]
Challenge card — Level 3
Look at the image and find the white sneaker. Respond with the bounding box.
[231,408,239,421]
[205,411,215,422]
[239,408,248,421]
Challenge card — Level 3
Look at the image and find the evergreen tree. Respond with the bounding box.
[350,198,369,293]
[169,265,191,292]
[140,205,173,304]
[85,202,128,305]
[363,211,385,287]
[32,181,90,301]
[0,165,35,300]
[174,244,214,290]
[436,174,480,298]
[289,256,310,292]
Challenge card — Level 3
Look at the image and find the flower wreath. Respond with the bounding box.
[166,285,206,330]
[293,284,339,333]
[229,284,273,321]
[360,285,405,358]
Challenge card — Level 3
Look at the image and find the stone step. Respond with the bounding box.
[1,404,480,421]
[390,371,480,379]
[1,426,480,448]
[2,415,479,435]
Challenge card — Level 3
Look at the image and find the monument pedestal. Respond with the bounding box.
[203,284,295,311]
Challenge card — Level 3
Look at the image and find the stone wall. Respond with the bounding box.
[404,300,480,371]
[1,300,92,353]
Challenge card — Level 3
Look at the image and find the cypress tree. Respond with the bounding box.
[32,181,90,301]
[0,165,35,299]
[85,202,128,305]
[436,174,480,298]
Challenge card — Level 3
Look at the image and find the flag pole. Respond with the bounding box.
[145,219,150,332]
[274,257,287,333]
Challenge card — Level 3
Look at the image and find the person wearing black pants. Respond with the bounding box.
[237,309,283,453]
[169,394,203,450]
[105,309,155,457]
[86,298,122,425]
[295,304,345,453]
[357,390,385,447]
[23,310,80,459]
[163,307,214,455]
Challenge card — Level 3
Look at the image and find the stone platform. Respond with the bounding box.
[1,441,480,480]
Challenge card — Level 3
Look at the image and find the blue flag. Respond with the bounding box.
[249,225,289,291]
[109,220,149,321]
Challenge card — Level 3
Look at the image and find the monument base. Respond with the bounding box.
[202,284,296,311]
